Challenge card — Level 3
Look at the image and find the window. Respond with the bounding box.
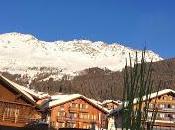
[80,104,88,109]
[93,115,97,120]
[82,123,88,129]
[148,112,152,118]
[51,122,55,127]
[168,104,171,108]
[58,122,65,128]
[173,97,175,100]
[160,113,165,118]
[67,122,76,128]
[168,114,172,118]
[164,96,167,100]
[90,114,93,120]
[69,112,77,119]
[82,123,91,129]
[80,113,89,119]
[80,104,82,109]
[172,105,175,108]
[71,103,78,108]
[159,104,165,109]
[82,104,86,109]
[172,114,175,118]
[58,111,65,116]
[149,104,153,108]
[157,113,160,118]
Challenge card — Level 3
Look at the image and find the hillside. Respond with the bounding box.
[0,32,167,101]
[2,58,175,101]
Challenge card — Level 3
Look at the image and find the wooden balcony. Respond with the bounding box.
[79,108,89,112]
[68,107,78,112]
[68,107,89,113]
[154,120,175,127]
[57,116,96,123]
[0,100,40,127]
[148,108,175,113]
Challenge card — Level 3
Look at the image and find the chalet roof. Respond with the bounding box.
[20,86,49,100]
[109,89,175,116]
[133,89,175,104]
[0,75,36,104]
[0,75,49,105]
[102,100,122,105]
[41,93,109,113]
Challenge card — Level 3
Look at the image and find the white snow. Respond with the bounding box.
[133,89,175,104]
[102,100,122,105]
[109,89,175,115]
[0,74,36,103]
[0,32,163,81]
[41,93,109,113]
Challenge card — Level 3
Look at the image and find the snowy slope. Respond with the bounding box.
[0,32,163,80]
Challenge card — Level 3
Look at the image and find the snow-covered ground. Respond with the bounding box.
[0,32,163,81]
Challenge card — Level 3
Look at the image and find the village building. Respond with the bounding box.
[40,94,109,129]
[109,89,175,129]
[0,75,47,128]
[102,100,122,110]
[141,89,175,128]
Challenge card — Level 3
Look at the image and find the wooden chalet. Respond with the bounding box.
[102,100,122,110]
[41,94,109,129]
[141,89,175,128]
[0,75,44,127]
[109,89,175,129]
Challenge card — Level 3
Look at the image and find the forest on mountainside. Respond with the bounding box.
[1,58,175,101]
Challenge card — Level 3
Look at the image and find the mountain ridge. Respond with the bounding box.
[0,32,163,81]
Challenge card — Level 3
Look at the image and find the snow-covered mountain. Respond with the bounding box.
[0,32,163,81]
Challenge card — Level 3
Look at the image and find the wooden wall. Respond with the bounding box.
[102,102,119,110]
[0,80,41,127]
[49,98,107,129]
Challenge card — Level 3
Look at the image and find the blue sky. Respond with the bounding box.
[0,0,175,58]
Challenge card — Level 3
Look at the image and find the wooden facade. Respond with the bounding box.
[108,89,175,129]
[132,90,175,128]
[45,96,108,129]
[102,100,121,110]
[145,91,175,127]
[0,76,41,127]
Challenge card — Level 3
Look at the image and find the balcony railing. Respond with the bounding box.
[68,107,78,112]
[57,116,96,123]
[148,108,175,113]
[0,100,41,127]
[68,107,89,113]
[79,108,88,112]
[0,114,41,126]
[161,108,175,112]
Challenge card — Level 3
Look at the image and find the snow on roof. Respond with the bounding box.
[102,100,122,105]
[88,98,102,105]
[0,75,36,104]
[133,89,175,104]
[86,98,110,112]
[41,93,109,113]
[50,94,70,100]
[20,86,49,99]
[108,89,175,116]
[0,75,49,101]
